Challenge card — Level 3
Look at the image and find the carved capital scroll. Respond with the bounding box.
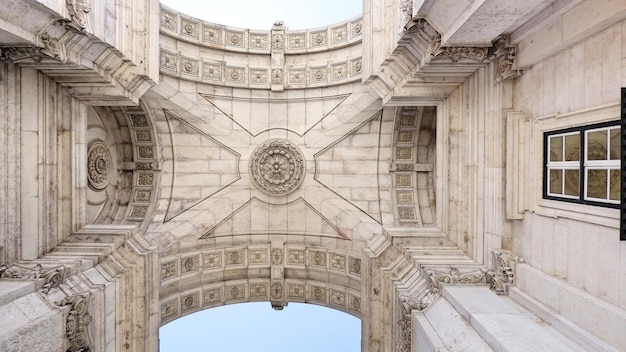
[56,292,93,352]
[490,36,523,82]
[487,249,525,294]
[0,263,66,294]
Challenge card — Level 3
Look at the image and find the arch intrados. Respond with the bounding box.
[159,244,364,326]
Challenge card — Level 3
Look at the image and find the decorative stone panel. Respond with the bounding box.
[225,284,245,301]
[308,250,327,267]
[181,292,200,313]
[203,287,222,305]
[348,257,362,276]
[329,253,346,271]
[161,260,178,280]
[309,285,326,302]
[225,31,245,47]
[181,255,200,274]
[311,31,327,47]
[225,250,245,266]
[249,283,269,299]
[203,26,223,45]
[288,33,306,49]
[250,33,268,49]
[249,249,268,265]
[181,19,199,39]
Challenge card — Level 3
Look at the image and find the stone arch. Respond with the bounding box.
[82,103,161,226]
[158,243,364,326]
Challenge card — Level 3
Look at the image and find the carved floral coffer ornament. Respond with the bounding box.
[249,139,305,195]
[87,141,111,190]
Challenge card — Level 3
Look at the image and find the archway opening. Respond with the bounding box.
[159,0,362,29]
[160,302,361,351]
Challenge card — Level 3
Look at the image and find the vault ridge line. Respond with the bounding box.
[163,110,241,222]
[199,92,351,137]
[314,109,384,224]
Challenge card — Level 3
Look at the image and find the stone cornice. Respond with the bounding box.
[0,0,158,105]
[365,17,524,103]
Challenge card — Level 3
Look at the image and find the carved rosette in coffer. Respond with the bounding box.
[249,139,306,195]
[391,106,436,227]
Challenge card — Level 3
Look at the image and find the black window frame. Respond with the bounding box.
[543,120,621,209]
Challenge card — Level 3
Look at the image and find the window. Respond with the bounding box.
[544,121,620,208]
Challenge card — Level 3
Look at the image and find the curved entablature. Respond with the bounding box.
[158,244,364,325]
[159,5,364,89]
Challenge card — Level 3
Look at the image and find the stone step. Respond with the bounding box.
[441,286,588,352]
[415,298,494,351]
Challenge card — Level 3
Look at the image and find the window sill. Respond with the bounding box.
[535,199,619,229]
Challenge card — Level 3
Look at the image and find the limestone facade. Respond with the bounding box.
[0,0,625,351]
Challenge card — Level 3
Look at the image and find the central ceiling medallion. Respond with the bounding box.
[249,139,305,195]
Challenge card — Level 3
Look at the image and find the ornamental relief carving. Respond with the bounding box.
[271,33,285,50]
[249,139,305,195]
[0,263,66,294]
[428,35,488,63]
[271,68,284,84]
[56,292,93,352]
[63,0,91,32]
[490,36,523,82]
[87,141,111,190]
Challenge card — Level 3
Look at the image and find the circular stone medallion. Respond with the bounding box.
[249,139,305,195]
[87,141,111,190]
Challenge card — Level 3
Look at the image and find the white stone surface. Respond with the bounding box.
[0,1,625,351]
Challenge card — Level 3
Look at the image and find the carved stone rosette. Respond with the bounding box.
[487,249,525,294]
[249,139,305,195]
[87,141,111,190]
[56,292,93,352]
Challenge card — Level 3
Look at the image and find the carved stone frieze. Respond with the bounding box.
[487,249,524,294]
[0,46,55,63]
[63,0,91,32]
[0,263,66,294]
[424,267,488,294]
[249,139,305,195]
[490,36,523,82]
[56,292,93,352]
[428,35,488,63]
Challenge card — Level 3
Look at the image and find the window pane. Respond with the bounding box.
[610,169,620,201]
[564,169,579,196]
[549,135,563,162]
[587,130,607,160]
[549,169,563,194]
[587,169,607,199]
[610,128,620,160]
[565,134,580,161]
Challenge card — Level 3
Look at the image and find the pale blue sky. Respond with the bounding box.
[160,0,362,30]
[157,0,363,350]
